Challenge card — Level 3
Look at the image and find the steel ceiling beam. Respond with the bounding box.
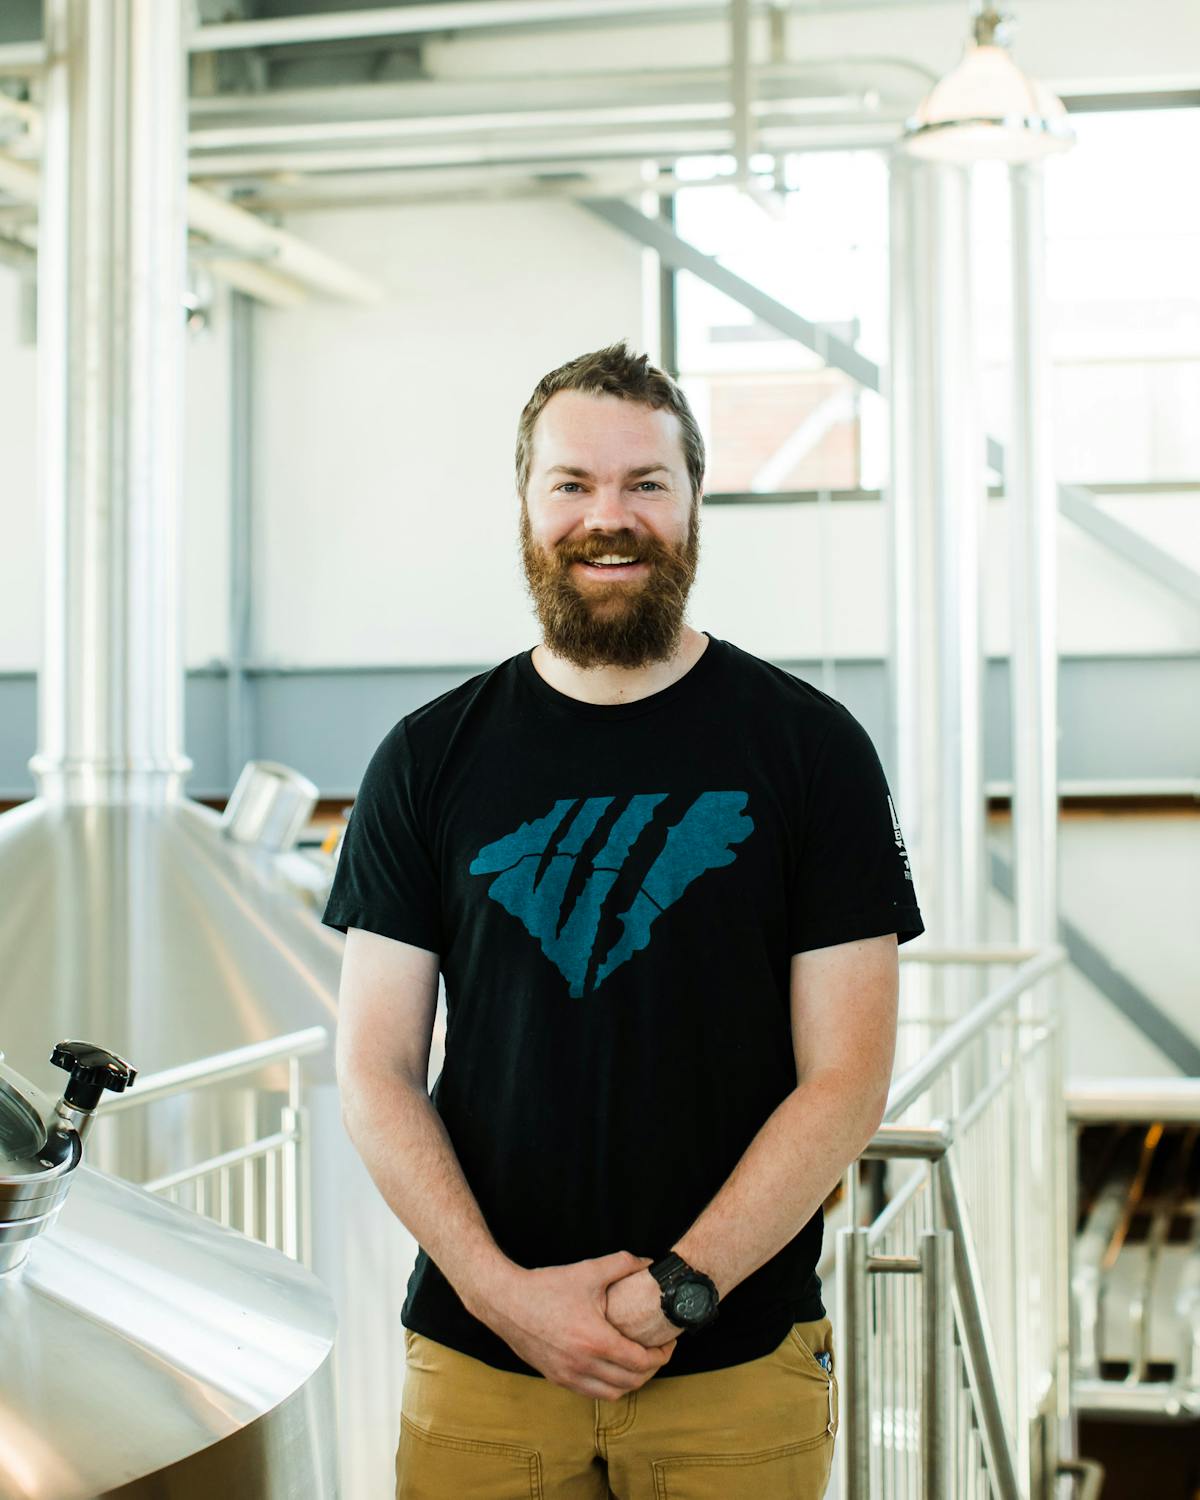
[1058,482,1200,610]
[581,192,884,393]
[582,192,1200,615]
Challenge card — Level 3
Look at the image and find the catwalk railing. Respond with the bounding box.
[834,944,1101,1500]
[93,1025,328,1266]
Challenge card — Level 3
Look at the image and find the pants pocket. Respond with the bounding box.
[651,1432,834,1500]
[395,1413,543,1500]
[785,1318,839,1439]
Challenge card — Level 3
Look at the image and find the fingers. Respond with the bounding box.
[591,1250,652,1286]
[589,1328,674,1381]
[562,1348,670,1400]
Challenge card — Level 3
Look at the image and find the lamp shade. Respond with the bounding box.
[903,41,1075,162]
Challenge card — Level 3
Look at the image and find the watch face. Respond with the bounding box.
[673,1281,714,1323]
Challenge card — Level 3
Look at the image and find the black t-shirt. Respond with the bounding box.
[322,632,924,1377]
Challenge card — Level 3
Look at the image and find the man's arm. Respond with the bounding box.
[606,932,898,1346]
[336,926,676,1398]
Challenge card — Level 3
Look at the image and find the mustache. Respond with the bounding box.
[557,536,663,566]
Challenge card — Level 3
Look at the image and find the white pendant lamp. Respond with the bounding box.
[903,5,1075,163]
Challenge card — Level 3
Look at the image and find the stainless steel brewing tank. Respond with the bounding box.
[2,1170,339,1500]
[0,796,410,1496]
[0,1041,338,1500]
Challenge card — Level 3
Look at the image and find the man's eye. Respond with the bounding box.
[636,481,663,491]
[556,482,583,493]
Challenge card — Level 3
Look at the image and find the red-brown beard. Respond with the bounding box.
[518,500,701,670]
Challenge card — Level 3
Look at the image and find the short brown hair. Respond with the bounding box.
[515,341,705,504]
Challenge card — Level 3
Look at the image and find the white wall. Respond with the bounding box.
[251,197,645,666]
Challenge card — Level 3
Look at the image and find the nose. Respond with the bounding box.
[582,485,639,535]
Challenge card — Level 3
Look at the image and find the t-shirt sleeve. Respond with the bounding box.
[321,719,443,956]
[788,705,925,955]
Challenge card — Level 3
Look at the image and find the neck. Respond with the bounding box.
[532,626,709,706]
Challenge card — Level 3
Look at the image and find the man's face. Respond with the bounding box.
[520,389,701,670]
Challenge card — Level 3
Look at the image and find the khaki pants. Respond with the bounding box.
[396,1315,839,1499]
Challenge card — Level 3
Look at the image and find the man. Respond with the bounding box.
[324,342,925,1499]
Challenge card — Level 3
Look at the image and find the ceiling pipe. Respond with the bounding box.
[186,116,901,179]
[0,106,381,304]
[185,186,381,301]
[188,0,729,52]
[185,57,939,123]
[188,92,868,151]
[226,139,896,213]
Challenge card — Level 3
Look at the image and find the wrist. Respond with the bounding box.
[649,1250,720,1332]
[461,1251,524,1325]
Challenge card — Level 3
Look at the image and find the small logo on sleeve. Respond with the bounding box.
[887,795,913,881]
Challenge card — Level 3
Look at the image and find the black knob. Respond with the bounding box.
[50,1041,138,1112]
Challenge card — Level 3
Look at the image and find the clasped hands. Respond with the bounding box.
[478,1249,683,1402]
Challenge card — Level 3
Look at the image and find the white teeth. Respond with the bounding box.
[590,554,638,565]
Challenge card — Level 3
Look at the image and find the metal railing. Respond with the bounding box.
[835,944,1097,1500]
[97,1025,328,1265]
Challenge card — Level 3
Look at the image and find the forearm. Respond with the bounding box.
[673,1068,885,1298]
[340,1068,518,1318]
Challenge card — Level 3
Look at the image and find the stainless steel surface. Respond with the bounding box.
[1073,1377,1200,1420]
[222,760,320,852]
[887,147,988,1047]
[0,799,340,1097]
[883,948,1064,1121]
[0,1040,135,1274]
[0,798,416,1494]
[835,948,1065,1499]
[1179,1223,1200,1396]
[1070,1109,1200,1420]
[939,1153,1023,1500]
[0,2,396,1490]
[103,1027,329,1113]
[1057,1457,1106,1500]
[1072,1177,1129,1380]
[920,1230,954,1500]
[100,1027,326,1266]
[0,1165,337,1500]
[1009,160,1071,1489]
[836,1226,872,1497]
[1066,1077,1200,1124]
[31,0,191,807]
[861,1124,952,1161]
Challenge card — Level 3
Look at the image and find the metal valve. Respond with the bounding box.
[50,1041,137,1114]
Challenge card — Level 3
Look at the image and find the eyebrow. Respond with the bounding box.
[545,464,671,480]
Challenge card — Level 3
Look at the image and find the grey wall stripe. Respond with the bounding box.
[0,653,1196,801]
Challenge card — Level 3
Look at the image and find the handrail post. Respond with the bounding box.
[939,1153,1024,1500]
[920,1228,955,1500]
[837,1225,872,1498]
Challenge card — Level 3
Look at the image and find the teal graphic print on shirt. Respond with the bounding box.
[468,792,754,996]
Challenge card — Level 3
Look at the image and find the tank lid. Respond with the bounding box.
[0,1074,49,1176]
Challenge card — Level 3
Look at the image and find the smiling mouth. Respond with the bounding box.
[574,559,648,578]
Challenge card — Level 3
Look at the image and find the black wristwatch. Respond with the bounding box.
[648,1252,720,1332]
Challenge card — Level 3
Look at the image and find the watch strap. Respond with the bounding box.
[648,1251,720,1330]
